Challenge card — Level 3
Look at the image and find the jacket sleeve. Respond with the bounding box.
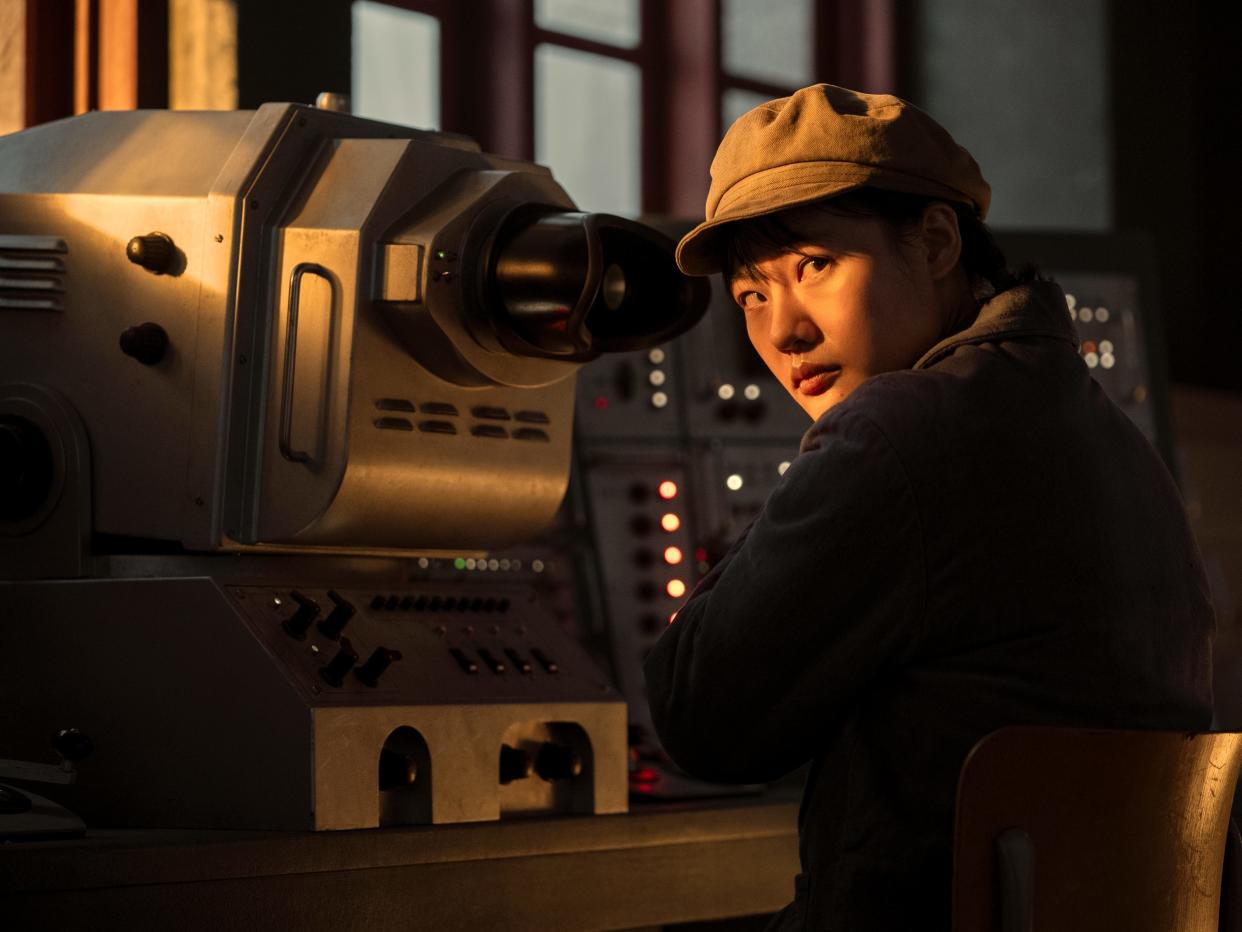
[642,408,927,783]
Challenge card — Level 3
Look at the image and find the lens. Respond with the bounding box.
[602,263,627,310]
[482,207,709,361]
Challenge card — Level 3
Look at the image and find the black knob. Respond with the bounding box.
[282,590,319,639]
[317,590,355,640]
[52,728,93,761]
[0,415,54,523]
[499,744,533,784]
[356,646,402,687]
[126,232,175,273]
[535,742,583,781]
[319,637,359,687]
[119,322,169,365]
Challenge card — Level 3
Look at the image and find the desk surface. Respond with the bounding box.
[0,792,802,931]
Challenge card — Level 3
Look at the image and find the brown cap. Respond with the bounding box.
[676,84,991,275]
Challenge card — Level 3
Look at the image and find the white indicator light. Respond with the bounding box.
[1100,340,1114,354]
[1101,353,1115,369]
[1085,352,1099,368]
[778,461,791,476]
[465,558,477,569]
[650,391,668,409]
[666,579,687,599]
[532,559,545,572]
[649,369,666,386]
[1065,293,1077,309]
[726,473,744,491]
[648,348,666,364]
[717,384,735,400]
[1096,307,1110,322]
[1079,308,1095,323]
[743,384,760,400]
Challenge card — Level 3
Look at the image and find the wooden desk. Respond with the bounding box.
[0,795,801,931]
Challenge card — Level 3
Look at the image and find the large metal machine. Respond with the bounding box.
[0,103,707,831]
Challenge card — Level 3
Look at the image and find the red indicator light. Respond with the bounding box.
[663,546,683,565]
[594,396,609,410]
[694,547,707,562]
[660,513,680,533]
[1081,341,1097,354]
[666,578,687,598]
[631,766,660,784]
[657,480,678,500]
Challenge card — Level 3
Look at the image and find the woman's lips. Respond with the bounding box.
[793,367,841,397]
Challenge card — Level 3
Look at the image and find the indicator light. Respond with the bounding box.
[657,480,678,500]
[650,391,669,409]
[666,578,687,598]
[778,461,791,476]
[649,369,666,386]
[718,383,735,400]
[663,546,683,565]
[594,396,608,410]
[669,612,678,624]
[694,547,708,562]
[660,513,680,532]
[454,557,466,570]
[648,348,666,364]
[743,384,760,400]
[726,473,744,491]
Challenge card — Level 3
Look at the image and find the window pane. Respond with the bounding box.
[721,0,814,88]
[351,1,440,130]
[722,88,773,135]
[535,44,641,216]
[535,0,641,49]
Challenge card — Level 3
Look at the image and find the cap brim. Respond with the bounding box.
[675,178,869,276]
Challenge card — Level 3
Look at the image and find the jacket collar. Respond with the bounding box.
[913,280,1079,370]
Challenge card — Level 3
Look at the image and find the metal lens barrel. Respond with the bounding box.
[487,209,708,361]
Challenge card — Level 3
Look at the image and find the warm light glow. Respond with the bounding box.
[663,546,683,565]
[666,578,687,598]
[660,513,680,532]
[669,612,677,624]
[726,473,743,491]
[657,480,678,500]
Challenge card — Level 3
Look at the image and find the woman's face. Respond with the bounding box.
[727,207,957,422]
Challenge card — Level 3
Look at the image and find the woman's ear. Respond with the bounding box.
[918,202,963,281]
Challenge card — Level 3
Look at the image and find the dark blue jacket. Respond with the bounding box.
[643,280,1214,930]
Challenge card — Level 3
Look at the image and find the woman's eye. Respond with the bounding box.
[736,291,764,310]
[800,256,831,277]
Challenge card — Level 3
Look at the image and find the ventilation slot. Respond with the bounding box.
[0,236,68,311]
[375,398,416,412]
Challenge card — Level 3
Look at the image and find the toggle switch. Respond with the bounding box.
[356,647,403,687]
[499,744,533,784]
[317,590,355,640]
[282,590,319,639]
[319,637,359,687]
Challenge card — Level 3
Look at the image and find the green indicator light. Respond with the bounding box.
[435,250,448,260]
[454,557,466,570]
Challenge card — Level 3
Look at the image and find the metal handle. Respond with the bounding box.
[279,262,333,463]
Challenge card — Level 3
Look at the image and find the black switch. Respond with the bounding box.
[449,647,479,674]
[319,637,359,687]
[317,590,355,640]
[504,648,533,675]
[530,647,559,674]
[356,647,403,687]
[282,590,319,639]
[476,648,506,674]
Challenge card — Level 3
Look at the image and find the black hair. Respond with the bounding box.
[722,188,1040,299]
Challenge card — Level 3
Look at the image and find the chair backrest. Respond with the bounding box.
[952,727,1242,932]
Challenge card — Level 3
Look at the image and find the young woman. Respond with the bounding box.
[643,84,1213,931]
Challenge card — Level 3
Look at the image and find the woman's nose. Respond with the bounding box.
[766,289,818,354]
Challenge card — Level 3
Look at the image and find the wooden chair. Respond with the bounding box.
[952,727,1242,932]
